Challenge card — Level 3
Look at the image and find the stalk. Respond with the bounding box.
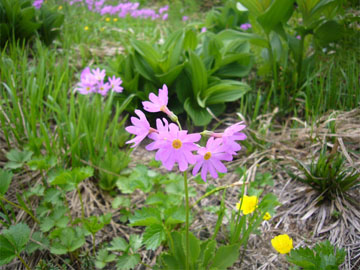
[16,254,31,270]
[183,171,189,270]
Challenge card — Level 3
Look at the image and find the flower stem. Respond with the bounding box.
[16,254,31,270]
[183,171,189,270]
[77,187,85,220]
[0,196,39,224]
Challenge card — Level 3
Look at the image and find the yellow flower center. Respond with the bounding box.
[172,139,182,149]
[86,87,90,91]
[204,152,211,160]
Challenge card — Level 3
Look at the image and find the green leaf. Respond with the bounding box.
[116,254,140,270]
[188,51,208,97]
[165,206,186,225]
[0,235,16,266]
[210,244,240,269]
[257,0,295,34]
[202,81,251,105]
[95,249,116,269]
[2,223,31,252]
[0,169,13,195]
[182,232,201,266]
[237,0,267,16]
[216,29,268,48]
[202,240,216,267]
[314,20,344,46]
[27,156,56,171]
[131,39,161,72]
[129,234,142,251]
[108,237,129,252]
[25,231,49,254]
[143,224,166,250]
[155,63,185,86]
[129,208,162,227]
[184,98,213,126]
[183,29,198,51]
[5,149,33,169]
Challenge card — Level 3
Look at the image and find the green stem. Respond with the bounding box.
[163,225,175,254]
[77,187,85,220]
[16,254,31,270]
[0,196,39,224]
[92,233,96,257]
[183,171,189,270]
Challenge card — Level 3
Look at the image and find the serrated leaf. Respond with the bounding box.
[5,149,33,169]
[108,237,128,252]
[0,235,16,266]
[143,224,166,250]
[2,223,30,252]
[112,196,131,209]
[129,234,142,251]
[165,206,186,225]
[116,254,140,270]
[0,169,13,195]
[210,244,240,269]
[129,208,162,227]
[25,231,49,254]
[95,249,116,269]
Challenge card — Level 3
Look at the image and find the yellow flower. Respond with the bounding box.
[105,17,111,22]
[263,212,271,220]
[271,234,293,254]
[100,27,105,32]
[113,18,118,22]
[236,195,258,215]
[84,26,89,31]
[58,5,63,10]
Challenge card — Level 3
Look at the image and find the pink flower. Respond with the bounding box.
[149,123,201,172]
[192,137,233,181]
[75,67,97,95]
[97,81,111,96]
[211,122,247,154]
[201,27,207,33]
[33,0,44,9]
[146,118,169,151]
[162,13,168,20]
[125,110,153,148]
[182,16,189,22]
[240,23,251,31]
[108,76,123,93]
[142,84,172,114]
[159,5,169,14]
[91,68,106,81]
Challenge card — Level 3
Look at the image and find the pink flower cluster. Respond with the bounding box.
[33,0,44,9]
[75,67,123,96]
[126,84,246,182]
[67,0,169,21]
[240,23,252,31]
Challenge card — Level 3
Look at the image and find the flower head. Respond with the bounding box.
[271,234,293,254]
[263,212,271,220]
[108,76,123,93]
[125,110,152,148]
[97,81,111,96]
[91,68,106,82]
[142,84,169,113]
[236,195,258,215]
[33,0,44,9]
[149,123,200,172]
[212,122,246,155]
[192,137,232,181]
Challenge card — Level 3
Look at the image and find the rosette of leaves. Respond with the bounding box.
[0,0,64,47]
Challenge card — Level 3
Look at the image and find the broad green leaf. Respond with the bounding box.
[188,51,208,96]
[183,29,198,51]
[202,81,250,105]
[131,39,160,72]
[202,240,216,267]
[108,237,128,252]
[25,231,49,254]
[2,223,30,252]
[129,208,162,227]
[184,98,213,126]
[314,20,344,46]
[0,235,16,265]
[216,29,268,48]
[112,196,131,209]
[0,169,13,195]
[237,0,268,16]
[182,232,201,266]
[165,206,186,225]
[257,0,295,34]
[210,244,240,269]
[155,63,185,86]
[116,254,140,270]
[143,224,166,250]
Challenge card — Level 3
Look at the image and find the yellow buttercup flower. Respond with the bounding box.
[271,234,293,254]
[84,26,89,31]
[263,212,271,220]
[236,195,258,215]
[113,18,118,22]
[105,17,111,22]
[58,5,63,10]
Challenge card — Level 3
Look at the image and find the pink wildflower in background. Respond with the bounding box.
[125,110,154,148]
[162,13,168,20]
[108,76,123,93]
[201,27,207,33]
[150,123,200,172]
[192,137,233,181]
[159,5,169,14]
[240,23,251,31]
[142,85,170,113]
[182,16,189,22]
[33,0,44,9]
